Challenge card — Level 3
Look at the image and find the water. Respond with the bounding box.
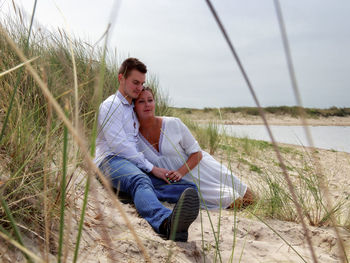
[220,125,350,153]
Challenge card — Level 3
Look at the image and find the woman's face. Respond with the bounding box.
[134,90,156,120]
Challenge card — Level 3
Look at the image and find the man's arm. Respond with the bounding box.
[98,101,153,172]
[98,101,171,183]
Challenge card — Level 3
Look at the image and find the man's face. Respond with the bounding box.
[118,69,146,102]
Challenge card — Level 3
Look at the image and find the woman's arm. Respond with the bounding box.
[177,151,202,176]
[166,151,202,182]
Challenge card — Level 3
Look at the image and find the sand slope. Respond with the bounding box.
[63,147,350,263]
[1,146,349,262]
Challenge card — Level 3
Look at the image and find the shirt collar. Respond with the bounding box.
[116,91,134,107]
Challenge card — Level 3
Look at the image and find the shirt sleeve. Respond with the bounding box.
[176,118,201,156]
[98,101,153,172]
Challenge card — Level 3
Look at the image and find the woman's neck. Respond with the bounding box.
[139,116,158,132]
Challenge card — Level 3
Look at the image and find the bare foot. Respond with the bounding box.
[228,188,256,210]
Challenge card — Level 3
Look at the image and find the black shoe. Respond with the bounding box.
[167,188,199,242]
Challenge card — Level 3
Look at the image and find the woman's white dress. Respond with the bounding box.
[137,117,247,209]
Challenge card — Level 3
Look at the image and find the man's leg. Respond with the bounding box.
[148,175,198,203]
[148,175,200,241]
[99,155,171,233]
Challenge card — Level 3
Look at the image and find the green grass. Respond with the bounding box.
[207,121,220,155]
[0,14,126,261]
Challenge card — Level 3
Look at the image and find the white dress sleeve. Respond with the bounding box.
[175,118,201,156]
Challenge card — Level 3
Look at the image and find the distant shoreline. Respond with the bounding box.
[195,114,350,126]
[172,108,350,126]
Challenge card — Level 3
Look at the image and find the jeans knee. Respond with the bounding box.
[130,174,154,192]
[183,181,198,191]
[191,183,198,191]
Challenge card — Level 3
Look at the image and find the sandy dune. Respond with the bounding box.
[1,121,349,262]
[61,146,350,262]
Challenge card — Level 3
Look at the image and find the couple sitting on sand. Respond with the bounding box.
[94,58,255,242]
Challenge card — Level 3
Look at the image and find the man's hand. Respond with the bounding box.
[151,166,171,184]
[166,170,184,183]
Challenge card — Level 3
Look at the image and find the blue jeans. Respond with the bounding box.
[99,155,197,233]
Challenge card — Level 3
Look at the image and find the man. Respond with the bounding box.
[94,57,199,242]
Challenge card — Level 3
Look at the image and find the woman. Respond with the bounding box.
[134,87,255,209]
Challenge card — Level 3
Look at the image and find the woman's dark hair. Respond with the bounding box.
[118,57,147,79]
[142,86,155,97]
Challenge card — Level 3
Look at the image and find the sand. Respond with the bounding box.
[59,146,350,262]
[2,116,350,262]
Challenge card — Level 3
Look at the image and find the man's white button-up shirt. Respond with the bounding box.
[94,91,154,172]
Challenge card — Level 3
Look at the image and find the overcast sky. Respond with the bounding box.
[2,0,350,108]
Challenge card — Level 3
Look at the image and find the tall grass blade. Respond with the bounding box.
[43,99,52,262]
[0,0,37,143]
[161,129,223,262]
[0,56,39,78]
[273,1,348,261]
[26,0,38,46]
[203,1,318,262]
[73,20,111,262]
[58,106,69,263]
[0,55,39,146]
[0,224,11,237]
[72,176,90,263]
[0,3,38,262]
[68,30,79,130]
[90,33,108,154]
[0,231,43,263]
[0,82,18,145]
[251,213,307,263]
[0,196,33,263]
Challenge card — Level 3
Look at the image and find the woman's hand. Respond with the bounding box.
[151,166,171,184]
[166,170,184,183]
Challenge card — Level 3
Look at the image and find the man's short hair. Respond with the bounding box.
[118,58,147,79]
